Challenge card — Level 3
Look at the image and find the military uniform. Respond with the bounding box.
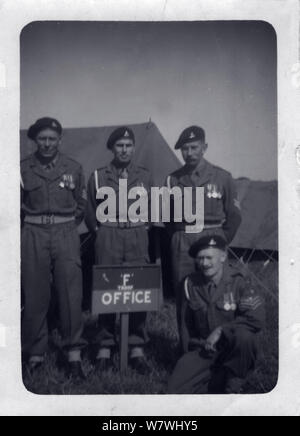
[85,161,153,348]
[167,263,265,394]
[21,151,87,358]
[167,157,242,292]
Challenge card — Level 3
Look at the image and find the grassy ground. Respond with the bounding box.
[22,260,278,395]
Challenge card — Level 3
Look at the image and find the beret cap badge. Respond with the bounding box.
[174,125,205,150]
[107,126,135,149]
[188,234,227,258]
[27,117,62,140]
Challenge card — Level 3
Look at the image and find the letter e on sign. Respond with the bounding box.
[92,265,161,314]
[145,291,151,303]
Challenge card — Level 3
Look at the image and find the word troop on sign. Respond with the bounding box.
[100,290,153,305]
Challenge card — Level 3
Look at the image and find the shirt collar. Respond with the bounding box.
[201,262,228,287]
[110,160,134,174]
[194,158,208,175]
[206,267,224,287]
[34,152,60,170]
[182,158,207,176]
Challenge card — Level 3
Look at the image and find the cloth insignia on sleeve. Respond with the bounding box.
[234,198,241,210]
[82,188,87,200]
[239,292,263,311]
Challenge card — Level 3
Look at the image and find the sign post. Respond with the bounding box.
[92,265,161,373]
[120,313,129,373]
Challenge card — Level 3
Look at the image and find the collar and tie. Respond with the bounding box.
[36,154,59,172]
[207,281,216,299]
[119,167,128,179]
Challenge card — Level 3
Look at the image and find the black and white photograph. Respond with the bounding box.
[19,20,279,396]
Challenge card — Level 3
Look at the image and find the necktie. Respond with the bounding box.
[119,167,128,179]
[207,281,215,300]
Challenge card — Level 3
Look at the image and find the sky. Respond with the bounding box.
[20,21,277,180]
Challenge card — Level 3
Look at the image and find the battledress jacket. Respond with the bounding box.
[21,152,86,225]
[180,263,265,353]
[166,159,242,243]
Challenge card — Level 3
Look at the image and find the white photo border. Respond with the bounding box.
[0,0,299,416]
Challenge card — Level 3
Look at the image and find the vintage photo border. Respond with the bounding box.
[0,0,299,416]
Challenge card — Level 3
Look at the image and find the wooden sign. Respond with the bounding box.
[92,264,162,315]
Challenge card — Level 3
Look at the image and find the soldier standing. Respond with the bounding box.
[167,234,265,394]
[21,117,87,379]
[166,126,242,335]
[85,126,153,375]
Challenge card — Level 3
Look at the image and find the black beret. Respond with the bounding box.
[189,234,227,258]
[107,126,135,149]
[175,125,205,150]
[27,117,62,140]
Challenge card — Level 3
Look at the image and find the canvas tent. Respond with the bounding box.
[20,121,278,302]
[20,121,179,188]
[232,178,278,253]
[20,121,278,254]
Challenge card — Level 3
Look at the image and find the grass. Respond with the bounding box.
[22,259,278,395]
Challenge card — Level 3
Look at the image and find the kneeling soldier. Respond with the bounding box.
[21,117,87,379]
[167,234,265,394]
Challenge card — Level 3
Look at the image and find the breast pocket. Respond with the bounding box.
[215,298,236,322]
[55,180,76,209]
[204,185,224,218]
[22,179,44,210]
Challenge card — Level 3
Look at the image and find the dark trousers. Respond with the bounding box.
[94,225,149,348]
[21,222,85,356]
[167,328,258,394]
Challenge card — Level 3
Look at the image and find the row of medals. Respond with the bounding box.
[224,293,237,311]
[59,174,75,190]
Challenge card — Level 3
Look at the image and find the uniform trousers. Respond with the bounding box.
[21,222,85,357]
[167,328,258,394]
[94,225,149,348]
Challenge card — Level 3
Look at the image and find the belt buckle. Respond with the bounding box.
[118,221,129,229]
[42,214,54,225]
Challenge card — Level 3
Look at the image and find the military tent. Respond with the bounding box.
[20,121,278,301]
[20,121,179,188]
[20,121,278,254]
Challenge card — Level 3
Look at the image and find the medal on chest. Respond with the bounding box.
[223,292,237,311]
[206,184,222,199]
[60,174,75,190]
